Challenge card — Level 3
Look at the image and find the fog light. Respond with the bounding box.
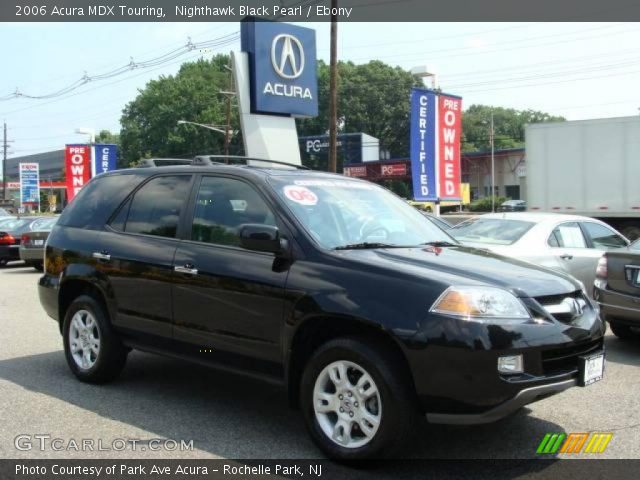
[498,355,523,374]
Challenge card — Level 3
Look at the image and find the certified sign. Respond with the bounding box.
[241,19,318,117]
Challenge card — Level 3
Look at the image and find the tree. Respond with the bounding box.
[296,60,423,161]
[119,54,241,166]
[94,130,126,168]
[461,105,565,152]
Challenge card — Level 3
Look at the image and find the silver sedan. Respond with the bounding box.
[449,212,629,294]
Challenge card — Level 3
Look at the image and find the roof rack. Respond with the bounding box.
[136,155,309,170]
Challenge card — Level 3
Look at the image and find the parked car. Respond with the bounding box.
[450,213,629,295]
[420,212,453,230]
[19,216,59,271]
[39,163,605,460]
[498,200,527,212]
[0,217,44,267]
[593,238,640,339]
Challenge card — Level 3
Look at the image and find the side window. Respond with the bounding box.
[110,175,191,239]
[191,176,276,247]
[581,222,628,250]
[548,222,587,249]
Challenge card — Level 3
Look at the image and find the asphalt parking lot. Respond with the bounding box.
[1,263,639,460]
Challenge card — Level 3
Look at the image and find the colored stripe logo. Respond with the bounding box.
[537,432,612,454]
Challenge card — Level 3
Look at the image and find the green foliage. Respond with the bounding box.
[296,60,423,160]
[119,54,241,165]
[94,130,125,168]
[462,105,565,153]
[469,196,510,212]
[380,179,411,199]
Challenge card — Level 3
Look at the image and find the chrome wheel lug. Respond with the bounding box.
[348,391,352,397]
[354,401,359,407]
[338,394,343,400]
[339,407,344,413]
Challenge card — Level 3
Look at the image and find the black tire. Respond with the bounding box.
[609,322,636,340]
[300,337,418,461]
[62,294,127,383]
[0,258,8,267]
[33,262,44,272]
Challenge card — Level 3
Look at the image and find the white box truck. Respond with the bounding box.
[526,116,640,240]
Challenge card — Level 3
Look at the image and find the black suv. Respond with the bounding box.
[39,160,605,460]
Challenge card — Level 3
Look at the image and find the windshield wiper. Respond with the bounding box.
[334,242,408,250]
[421,241,459,247]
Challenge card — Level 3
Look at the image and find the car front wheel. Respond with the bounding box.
[609,322,638,340]
[62,294,127,383]
[300,337,417,460]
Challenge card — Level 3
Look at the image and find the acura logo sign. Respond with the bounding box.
[271,34,305,79]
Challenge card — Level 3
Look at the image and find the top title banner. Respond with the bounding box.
[4,0,640,21]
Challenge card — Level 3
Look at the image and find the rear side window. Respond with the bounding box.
[112,175,192,239]
[581,222,627,250]
[57,174,143,230]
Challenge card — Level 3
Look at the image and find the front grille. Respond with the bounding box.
[534,290,589,323]
[541,339,602,375]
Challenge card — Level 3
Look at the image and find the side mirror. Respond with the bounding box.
[239,224,282,253]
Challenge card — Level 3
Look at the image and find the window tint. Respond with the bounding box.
[191,176,276,247]
[57,173,143,230]
[548,222,586,248]
[117,175,191,238]
[581,222,627,250]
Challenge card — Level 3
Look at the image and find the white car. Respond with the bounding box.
[450,212,629,293]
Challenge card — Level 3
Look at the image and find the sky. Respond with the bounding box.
[1,21,640,162]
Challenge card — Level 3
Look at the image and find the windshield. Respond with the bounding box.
[268,176,456,249]
[450,218,535,245]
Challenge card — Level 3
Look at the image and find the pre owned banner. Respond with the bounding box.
[410,88,462,201]
[19,163,39,206]
[93,144,117,175]
[65,144,91,202]
[437,94,462,200]
[410,88,437,201]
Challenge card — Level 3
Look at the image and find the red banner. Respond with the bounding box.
[437,95,462,200]
[65,145,92,202]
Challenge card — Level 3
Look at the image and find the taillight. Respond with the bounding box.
[21,234,30,243]
[595,255,608,280]
[0,233,16,245]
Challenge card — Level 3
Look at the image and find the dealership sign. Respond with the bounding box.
[19,163,40,206]
[241,18,318,117]
[93,144,117,175]
[410,88,462,201]
[65,144,91,202]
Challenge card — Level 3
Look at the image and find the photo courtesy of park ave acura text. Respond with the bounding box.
[1,0,640,477]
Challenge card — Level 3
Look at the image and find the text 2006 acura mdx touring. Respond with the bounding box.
[39,160,605,460]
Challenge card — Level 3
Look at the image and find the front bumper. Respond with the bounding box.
[594,286,640,327]
[426,378,577,425]
[404,299,604,424]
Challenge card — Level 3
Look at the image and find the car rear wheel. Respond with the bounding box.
[0,258,8,267]
[300,337,417,460]
[62,294,128,383]
[609,322,638,340]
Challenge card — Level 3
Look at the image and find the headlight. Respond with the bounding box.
[430,286,531,320]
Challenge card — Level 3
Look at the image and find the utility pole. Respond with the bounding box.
[220,62,236,161]
[327,0,338,173]
[2,122,7,200]
[490,112,495,213]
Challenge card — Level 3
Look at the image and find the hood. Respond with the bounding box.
[336,245,578,298]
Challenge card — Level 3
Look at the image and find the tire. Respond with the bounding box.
[0,258,8,268]
[300,337,417,461]
[609,322,637,340]
[62,294,128,383]
[33,262,44,272]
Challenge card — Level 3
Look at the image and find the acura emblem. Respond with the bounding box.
[271,34,305,79]
[561,297,585,318]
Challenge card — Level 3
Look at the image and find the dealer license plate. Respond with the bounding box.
[34,240,44,246]
[579,351,604,386]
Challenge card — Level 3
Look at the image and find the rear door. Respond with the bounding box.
[97,174,194,343]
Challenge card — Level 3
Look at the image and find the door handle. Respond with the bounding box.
[92,251,111,262]
[559,254,573,260]
[174,264,198,275]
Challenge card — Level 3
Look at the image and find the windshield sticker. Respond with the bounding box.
[283,185,319,206]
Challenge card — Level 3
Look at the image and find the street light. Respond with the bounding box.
[410,65,437,89]
[177,120,238,157]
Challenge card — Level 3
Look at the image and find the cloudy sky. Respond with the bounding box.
[1,21,639,160]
